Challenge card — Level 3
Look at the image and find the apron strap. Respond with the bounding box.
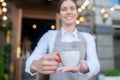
[78,32,87,60]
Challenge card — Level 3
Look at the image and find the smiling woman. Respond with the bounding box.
[25,0,100,80]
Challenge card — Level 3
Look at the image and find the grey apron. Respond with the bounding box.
[50,30,88,80]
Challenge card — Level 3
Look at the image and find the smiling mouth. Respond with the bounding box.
[65,16,73,20]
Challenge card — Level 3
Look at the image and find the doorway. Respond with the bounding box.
[21,18,55,80]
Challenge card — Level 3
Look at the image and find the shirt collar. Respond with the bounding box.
[61,27,78,38]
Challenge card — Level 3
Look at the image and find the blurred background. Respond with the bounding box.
[0,0,120,80]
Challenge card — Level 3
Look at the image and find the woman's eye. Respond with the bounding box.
[71,7,75,10]
[61,8,67,11]
[60,6,76,11]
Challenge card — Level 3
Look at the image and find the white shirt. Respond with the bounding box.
[25,28,100,78]
[61,28,80,42]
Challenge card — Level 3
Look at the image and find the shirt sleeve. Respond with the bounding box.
[25,31,50,76]
[83,33,100,78]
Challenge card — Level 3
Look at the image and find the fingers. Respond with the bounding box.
[57,67,79,72]
[42,60,58,66]
[57,67,71,72]
[41,53,61,64]
[56,67,66,72]
[43,53,59,61]
[41,54,59,66]
[36,54,60,74]
[36,62,58,74]
[56,60,88,73]
[43,65,58,71]
[41,70,56,74]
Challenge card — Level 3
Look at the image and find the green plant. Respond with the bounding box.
[4,43,12,73]
[104,69,120,76]
[4,43,11,53]
[0,50,4,78]
[0,20,12,31]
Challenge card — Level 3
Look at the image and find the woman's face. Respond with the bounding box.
[59,0,78,26]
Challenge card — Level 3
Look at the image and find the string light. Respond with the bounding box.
[110,7,115,12]
[32,24,37,29]
[78,8,82,13]
[0,0,8,22]
[2,2,7,7]
[77,0,90,12]
[83,0,90,7]
[103,13,109,19]
[76,20,80,24]
[76,0,90,25]
[100,8,106,13]
[2,15,8,21]
[79,16,85,22]
[2,7,7,12]
[81,5,85,10]
[0,0,4,2]
[51,25,55,29]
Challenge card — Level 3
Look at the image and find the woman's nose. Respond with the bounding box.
[66,9,71,14]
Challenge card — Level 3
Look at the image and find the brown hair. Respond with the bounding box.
[57,0,78,13]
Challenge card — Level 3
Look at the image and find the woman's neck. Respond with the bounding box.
[62,24,76,33]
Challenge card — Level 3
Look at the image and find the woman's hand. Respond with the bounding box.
[56,66,80,73]
[79,60,89,74]
[30,53,59,74]
[57,60,89,73]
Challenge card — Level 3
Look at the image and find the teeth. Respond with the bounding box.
[66,16,72,20]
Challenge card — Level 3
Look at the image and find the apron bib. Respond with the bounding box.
[50,30,88,80]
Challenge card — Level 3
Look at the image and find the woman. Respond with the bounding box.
[25,0,100,80]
